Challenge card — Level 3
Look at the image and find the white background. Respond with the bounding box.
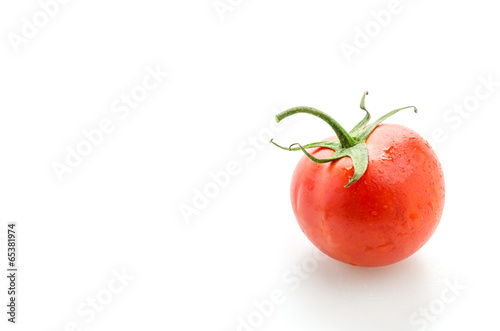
[1,0,499,330]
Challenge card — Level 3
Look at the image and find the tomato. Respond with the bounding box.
[272,92,445,267]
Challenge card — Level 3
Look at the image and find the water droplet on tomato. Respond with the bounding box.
[383,146,394,153]
[380,146,394,161]
[380,154,393,161]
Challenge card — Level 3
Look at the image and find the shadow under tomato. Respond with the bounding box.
[284,251,440,331]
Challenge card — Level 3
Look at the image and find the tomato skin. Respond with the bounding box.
[290,124,445,267]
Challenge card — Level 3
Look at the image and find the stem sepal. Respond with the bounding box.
[271,92,417,188]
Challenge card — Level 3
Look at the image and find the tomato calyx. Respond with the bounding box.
[270,91,417,188]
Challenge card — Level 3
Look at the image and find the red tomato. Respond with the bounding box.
[291,124,445,266]
[272,92,445,266]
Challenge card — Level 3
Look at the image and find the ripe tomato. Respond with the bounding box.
[272,92,445,267]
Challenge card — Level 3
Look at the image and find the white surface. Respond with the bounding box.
[0,0,499,330]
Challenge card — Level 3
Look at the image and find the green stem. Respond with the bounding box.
[289,143,336,163]
[275,106,356,148]
[350,91,371,136]
[360,91,369,111]
[270,139,337,151]
[271,92,418,188]
[357,106,417,141]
